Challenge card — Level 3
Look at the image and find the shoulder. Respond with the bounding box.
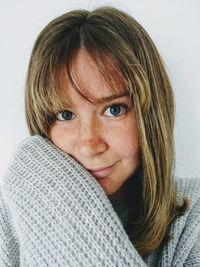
[173,177,200,228]
[174,177,200,207]
[172,177,200,251]
[150,178,200,265]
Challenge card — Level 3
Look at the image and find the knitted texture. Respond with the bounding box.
[0,136,145,267]
[126,177,200,267]
[0,135,200,266]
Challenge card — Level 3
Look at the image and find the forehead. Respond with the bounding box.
[58,48,127,105]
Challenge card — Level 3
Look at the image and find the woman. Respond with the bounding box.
[0,6,200,266]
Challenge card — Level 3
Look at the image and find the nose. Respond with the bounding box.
[77,120,108,158]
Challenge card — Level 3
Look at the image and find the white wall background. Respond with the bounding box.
[0,0,199,181]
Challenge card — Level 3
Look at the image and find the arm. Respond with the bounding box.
[170,178,200,267]
[2,135,147,267]
[0,188,19,267]
[184,233,200,266]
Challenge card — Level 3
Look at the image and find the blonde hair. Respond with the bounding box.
[25,6,189,258]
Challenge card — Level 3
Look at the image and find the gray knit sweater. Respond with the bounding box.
[0,136,200,266]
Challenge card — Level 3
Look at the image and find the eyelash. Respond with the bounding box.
[103,103,128,117]
[56,103,129,121]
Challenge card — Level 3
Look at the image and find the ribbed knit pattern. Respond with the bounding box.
[0,135,200,266]
[0,136,145,267]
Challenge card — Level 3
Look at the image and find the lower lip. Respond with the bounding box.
[89,165,114,179]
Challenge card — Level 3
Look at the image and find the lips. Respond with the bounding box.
[88,165,114,179]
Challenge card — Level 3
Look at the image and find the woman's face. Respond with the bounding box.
[49,49,140,199]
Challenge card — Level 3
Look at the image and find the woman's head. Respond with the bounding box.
[25,6,178,257]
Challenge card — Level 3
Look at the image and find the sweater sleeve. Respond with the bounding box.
[1,135,147,267]
[0,188,20,267]
[183,232,200,267]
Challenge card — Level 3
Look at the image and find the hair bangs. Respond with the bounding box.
[42,28,83,122]
[71,50,130,103]
[80,24,151,115]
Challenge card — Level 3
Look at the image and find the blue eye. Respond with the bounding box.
[104,104,128,117]
[56,110,74,121]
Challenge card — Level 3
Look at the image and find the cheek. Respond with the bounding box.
[48,125,74,154]
[107,120,140,157]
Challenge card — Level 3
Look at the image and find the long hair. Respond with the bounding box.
[25,6,189,257]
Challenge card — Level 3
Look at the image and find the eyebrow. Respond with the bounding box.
[92,92,129,105]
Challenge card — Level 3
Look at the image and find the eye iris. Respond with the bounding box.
[110,105,121,116]
[62,111,72,120]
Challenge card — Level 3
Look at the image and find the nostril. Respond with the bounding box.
[96,143,108,153]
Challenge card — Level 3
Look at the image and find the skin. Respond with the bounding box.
[49,49,140,201]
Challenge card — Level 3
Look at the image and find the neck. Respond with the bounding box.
[108,166,142,203]
[109,167,142,226]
